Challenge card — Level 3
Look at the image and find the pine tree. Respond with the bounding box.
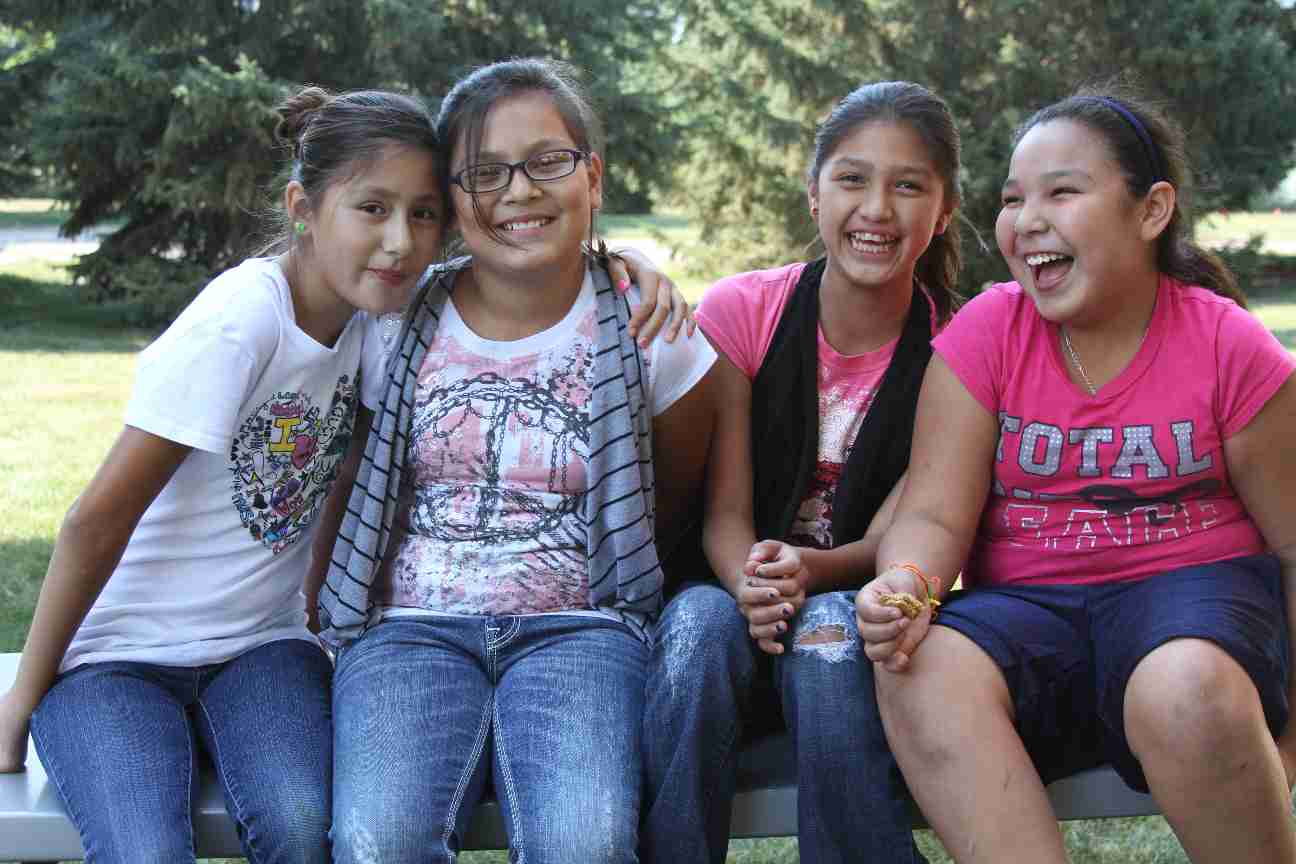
[668,0,1296,290]
[1,1,684,322]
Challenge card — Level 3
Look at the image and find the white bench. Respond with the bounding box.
[0,652,1158,861]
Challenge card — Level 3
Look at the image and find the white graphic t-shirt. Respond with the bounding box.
[61,257,374,671]
[371,272,716,617]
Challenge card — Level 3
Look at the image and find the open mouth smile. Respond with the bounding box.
[848,231,899,255]
[1025,251,1074,290]
[498,216,555,233]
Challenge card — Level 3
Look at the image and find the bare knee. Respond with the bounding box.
[876,627,1012,762]
[1126,639,1264,766]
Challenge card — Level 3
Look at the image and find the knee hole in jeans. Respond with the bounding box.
[795,624,848,646]
[792,623,857,663]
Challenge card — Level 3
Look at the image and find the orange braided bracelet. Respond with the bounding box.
[893,563,941,619]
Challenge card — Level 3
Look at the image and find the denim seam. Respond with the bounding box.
[181,702,198,862]
[30,718,98,860]
[485,617,522,650]
[197,697,254,863]
[440,692,495,863]
[491,697,528,863]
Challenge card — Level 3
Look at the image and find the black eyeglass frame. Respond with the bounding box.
[449,148,590,194]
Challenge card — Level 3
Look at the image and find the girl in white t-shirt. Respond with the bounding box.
[0,85,444,864]
[0,84,688,862]
[318,58,717,864]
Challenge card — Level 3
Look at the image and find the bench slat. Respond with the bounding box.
[0,652,1158,860]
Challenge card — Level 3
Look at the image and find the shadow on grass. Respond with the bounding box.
[0,270,155,353]
[0,537,53,652]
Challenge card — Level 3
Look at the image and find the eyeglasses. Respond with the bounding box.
[449,148,589,194]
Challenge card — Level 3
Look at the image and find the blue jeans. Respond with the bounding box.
[642,583,924,864]
[30,638,332,864]
[331,614,647,864]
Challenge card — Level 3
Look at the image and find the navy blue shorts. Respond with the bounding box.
[936,553,1290,792]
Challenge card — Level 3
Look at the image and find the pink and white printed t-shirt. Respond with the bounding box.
[697,262,918,550]
[933,276,1295,588]
[368,271,716,618]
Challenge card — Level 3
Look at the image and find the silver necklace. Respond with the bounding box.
[1061,327,1097,396]
[1061,302,1155,397]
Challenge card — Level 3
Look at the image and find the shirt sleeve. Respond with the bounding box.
[359,312,400,411]
[695,266,799,379]
[124,320,263,455]
[623,286,717,416]
[1215,302,1296,439]
[930,284,1016,416]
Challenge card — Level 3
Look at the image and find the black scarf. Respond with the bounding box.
[751,258,933,548]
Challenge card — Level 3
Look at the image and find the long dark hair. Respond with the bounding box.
[1015,82,1246,307]
[266,86,441,254]
[807,81,964,323]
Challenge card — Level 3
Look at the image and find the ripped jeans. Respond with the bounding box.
[641,583,924,864]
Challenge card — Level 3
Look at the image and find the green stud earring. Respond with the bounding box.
[294,221,307,236]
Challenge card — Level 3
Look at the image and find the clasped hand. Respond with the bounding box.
[735,540,808,655]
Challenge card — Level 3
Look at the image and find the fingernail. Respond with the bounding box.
[783,605,793,617]
[639,337,649,348]
[768,591,778,600]
[776,622,786,633]
[617,278,630,294]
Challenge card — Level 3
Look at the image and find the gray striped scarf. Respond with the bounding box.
[318,257,662,646]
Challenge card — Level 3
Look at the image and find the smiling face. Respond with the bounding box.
[809,120,951,297]
[296,142,444,318]
[995,119,1166,326]
[449,91,603,291]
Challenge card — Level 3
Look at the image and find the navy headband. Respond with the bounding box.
[1083,96,1166,185]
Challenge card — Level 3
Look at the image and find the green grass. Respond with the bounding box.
[602,211,712,301]
[1197,211,1296,253]
[4,207,1296,862]
[601,211,694,239]
[1253,300,1296,350]
[0,197,69,229]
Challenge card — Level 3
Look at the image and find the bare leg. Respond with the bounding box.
[876,625,1067,864]
[1125,638,1295,864]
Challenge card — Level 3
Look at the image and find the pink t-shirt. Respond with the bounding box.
[697,262,901,549]
[934,276,1295,588]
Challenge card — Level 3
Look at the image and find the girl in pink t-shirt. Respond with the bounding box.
[644,82,961,864]
[858,84,1296,863]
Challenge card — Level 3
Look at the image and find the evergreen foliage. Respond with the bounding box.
[666,0,1296,290]
[4,1,1295,313]
[0,25,53,195]
[1,1,683,322]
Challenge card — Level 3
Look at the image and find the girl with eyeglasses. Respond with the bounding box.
[318,57,717,864]
[0,76,690,862]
